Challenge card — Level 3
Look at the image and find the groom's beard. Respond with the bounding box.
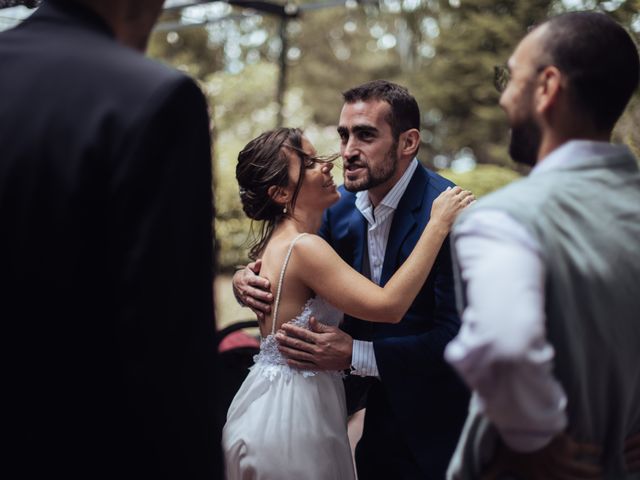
[343,141,399,193]
[508,115,541,167]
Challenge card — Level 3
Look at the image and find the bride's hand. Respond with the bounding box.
[430,186,474,230]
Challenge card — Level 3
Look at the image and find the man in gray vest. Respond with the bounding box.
[445,11,640,479]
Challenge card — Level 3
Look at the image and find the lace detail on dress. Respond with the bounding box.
[253,296,343,380]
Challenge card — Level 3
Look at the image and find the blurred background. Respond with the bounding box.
[146,0,639,272]
[2,0,639,326]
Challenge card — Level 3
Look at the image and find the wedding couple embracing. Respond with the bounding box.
[227,80,473,480]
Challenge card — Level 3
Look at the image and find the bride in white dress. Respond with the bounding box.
[223,128,472,480]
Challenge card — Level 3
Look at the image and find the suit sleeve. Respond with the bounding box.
[107,76,222,478]
[372,231,469,457]
[373,236,462,378]
[318,207,331,241]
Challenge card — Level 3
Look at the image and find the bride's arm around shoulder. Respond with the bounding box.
[289,234,397,323]
[290,186,473,325]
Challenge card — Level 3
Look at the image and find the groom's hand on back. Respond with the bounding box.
[276,317,352,371]
[232,259,273,321]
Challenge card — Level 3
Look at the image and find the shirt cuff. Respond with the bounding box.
[350,340,380,378]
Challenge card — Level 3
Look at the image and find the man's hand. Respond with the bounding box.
[276,316,352,371]
[232,259,272,321]
[625,432,640,473]
[482,433,602,480]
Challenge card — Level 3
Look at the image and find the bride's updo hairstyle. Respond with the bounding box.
[236,127,307,260]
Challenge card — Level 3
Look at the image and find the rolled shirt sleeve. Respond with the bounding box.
[445,210,567,452]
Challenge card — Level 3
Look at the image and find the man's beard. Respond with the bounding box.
[343,142,399,192]
[508,115,541,167]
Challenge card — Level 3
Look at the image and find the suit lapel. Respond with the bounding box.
[342,207,368,338]
[380,167,429,285]
[346,206,368,273]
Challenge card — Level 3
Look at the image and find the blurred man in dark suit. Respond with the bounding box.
[0,1,222,478]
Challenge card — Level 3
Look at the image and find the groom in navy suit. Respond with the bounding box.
[235,80,469,479]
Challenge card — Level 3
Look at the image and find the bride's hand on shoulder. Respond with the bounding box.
[430,186,475,230]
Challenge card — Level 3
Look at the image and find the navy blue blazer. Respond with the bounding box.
[319,165,469,479]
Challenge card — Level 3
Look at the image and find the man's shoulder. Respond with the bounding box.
[397,164,455,210]
[82,41,198,122]
[337,184,357,201]
[0,21,203,157]
[422,166,456,195]
[3,16,190,107]
[72,38,189,102]
[400,163,457,198]
[320,186,359,241]
[329,185,358,213]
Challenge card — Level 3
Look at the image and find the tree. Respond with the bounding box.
[147,0,640,269]
[410,0,553,168]
[287,4,405,125]
[148,10,225,80]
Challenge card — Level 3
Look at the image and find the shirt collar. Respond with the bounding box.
[531,140,630,176]
[355,158,419,214]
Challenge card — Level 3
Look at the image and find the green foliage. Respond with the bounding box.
[147,0,640,269]
[148,13,223,80]
[411,0,553,167]
[439,164,522,198]
[206,62,282,271]
[203,62,339,271]
[613,94,640,161]
[287,6,405,125]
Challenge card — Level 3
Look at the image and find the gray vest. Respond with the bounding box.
[448,148,640,479]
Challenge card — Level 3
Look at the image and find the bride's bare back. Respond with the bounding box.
[256,233,317,338]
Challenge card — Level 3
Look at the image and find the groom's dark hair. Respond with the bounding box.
[342,80,421,141]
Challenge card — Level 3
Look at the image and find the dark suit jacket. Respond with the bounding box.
[0,1,221,478]
[319,165,469,479]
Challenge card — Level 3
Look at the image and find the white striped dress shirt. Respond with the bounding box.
[350,159,419,377]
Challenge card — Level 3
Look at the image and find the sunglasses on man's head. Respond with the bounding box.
[493,64,551,93]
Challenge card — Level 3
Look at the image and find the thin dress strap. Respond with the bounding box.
[270,233,308,336]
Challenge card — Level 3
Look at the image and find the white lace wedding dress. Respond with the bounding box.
[222,234,355,480]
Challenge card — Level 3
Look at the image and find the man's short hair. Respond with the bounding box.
[342,80,421,139]
[541,12,640,132]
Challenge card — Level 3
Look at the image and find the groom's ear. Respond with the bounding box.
[399,129,420,158]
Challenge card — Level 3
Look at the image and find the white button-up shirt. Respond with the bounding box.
[350,158,418,377]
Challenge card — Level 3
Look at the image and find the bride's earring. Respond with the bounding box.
[283,206,287,214]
